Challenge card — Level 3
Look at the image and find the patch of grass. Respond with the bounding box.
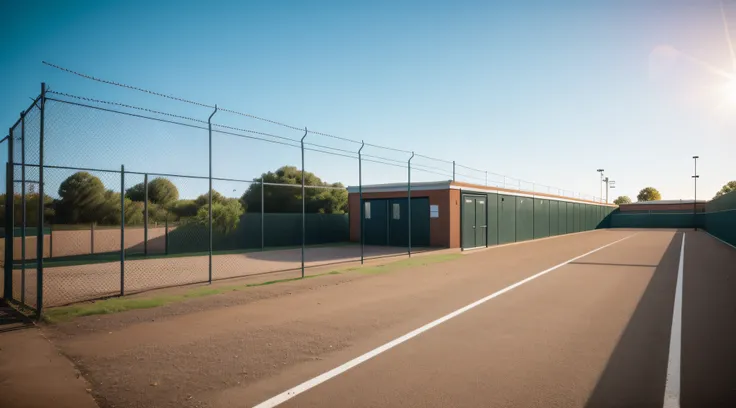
[43,253,460,323]
[358,253,461,275]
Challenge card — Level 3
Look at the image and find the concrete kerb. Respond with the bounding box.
[703,231,736,250]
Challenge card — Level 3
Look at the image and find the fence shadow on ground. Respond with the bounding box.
[0,300,33,334]
[583,232,681,407]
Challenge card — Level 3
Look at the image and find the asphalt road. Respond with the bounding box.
[248,230,736,408]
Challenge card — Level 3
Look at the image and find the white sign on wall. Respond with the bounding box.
[430,205,439,218]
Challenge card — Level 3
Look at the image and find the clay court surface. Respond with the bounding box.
[3,229,736,408]
[10,245,427,307]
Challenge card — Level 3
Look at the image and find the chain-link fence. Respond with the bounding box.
[2,73,608,315]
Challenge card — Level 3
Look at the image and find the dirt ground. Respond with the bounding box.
[10,244,428,307]
[9,229,736,408]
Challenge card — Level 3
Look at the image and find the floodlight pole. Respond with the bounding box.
[597,169,605,203]
[693,155,699,231]
[358,140,365,264]
[207,104,218,284]
[408,151,414,257]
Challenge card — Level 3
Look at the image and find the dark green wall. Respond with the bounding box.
[460,190,613,250]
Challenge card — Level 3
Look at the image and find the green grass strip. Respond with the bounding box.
[43,253,459,323]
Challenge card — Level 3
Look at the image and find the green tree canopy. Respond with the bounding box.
[613,195,632,205]
[241,166,347,213]
[56,172,108,224]
[196,198,245,234]
[714,181,736,199]
[170,199,199,219]
[125,177,179,205]
[195,190,226,207]
[637,187,662,202]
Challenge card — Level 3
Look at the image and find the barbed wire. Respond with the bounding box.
[40,62,602,201]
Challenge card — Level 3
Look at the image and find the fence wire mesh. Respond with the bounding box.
[1,80,610,312]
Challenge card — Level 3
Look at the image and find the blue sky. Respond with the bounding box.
[1,0,735,202]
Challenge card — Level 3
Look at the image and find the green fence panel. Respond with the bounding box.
[167,212,349,254]
[0,227,52,238]
[486,193,499,246]
[549,200,559,236]
[515,196,534,242]
[559,201,568,234]
[533,198,550,239]
[610,213,701,229]
[705,209,736,246]
[499,195,516,244]
[572,203,580,232]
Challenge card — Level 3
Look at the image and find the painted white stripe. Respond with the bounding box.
[253,233,637,408]
[663,233,685,408]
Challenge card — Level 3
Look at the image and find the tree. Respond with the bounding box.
[196,198,244,234]
[613,196,632,205]
[170,199,198,219]
[125,177,179,205]
[637,187,662,202]
[241,166,347,214]
[56,172,107,224]
[195,190,226,207]
[714,181,736,199]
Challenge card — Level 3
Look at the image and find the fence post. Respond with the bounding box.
[49,224,53,258]
[260,177,264,251]
[358,141,364,264]
[164,214,169,255]
[485,171,488,187]
[20,110,26,306]
[207,105,217,284]
[91,223,95,254]
[143,173,148,256]
[452,160,455,182]
[3,161,13,301]
[36,82,45,315]
[408,152,414,257]
[300,127,307,278]
[120,164,125,296]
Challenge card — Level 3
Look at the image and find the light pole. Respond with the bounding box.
[693,156,699,231]
[597,169,605,203]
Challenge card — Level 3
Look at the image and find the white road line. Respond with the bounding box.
[253,233,637,408]
[663,233,685,408]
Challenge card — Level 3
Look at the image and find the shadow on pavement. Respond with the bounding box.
[681,231,736,407]
[0,300,33,334]
[584,232,682,408]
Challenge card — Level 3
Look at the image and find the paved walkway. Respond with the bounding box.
[0,302,98,408]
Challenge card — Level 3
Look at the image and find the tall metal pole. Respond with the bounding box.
[358,141,365,264]
[36,82,45,314]
[120,165,125,296]
[260,177,264,251]
[207,105,217,284]
[452,161,455,182]
[408,152,414,257]
[143,173,148,256]
[485,171,488,187]
[20,111,26,306]
[604,177,609,204]
[597,169,605,203]
[693,156,699,231]
[301,127,307,277]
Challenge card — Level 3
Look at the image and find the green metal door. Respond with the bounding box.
[476,197,487,247]
[410,197,430,247]
[549,200,559,236]
[498,195,516,244]
[516,196,534,242]
[567,202,574,233]
[461,195,477,249]
[534,198,550,239]
[387,198,430,247]
[486,193,499,246]
[363,199,389,245]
